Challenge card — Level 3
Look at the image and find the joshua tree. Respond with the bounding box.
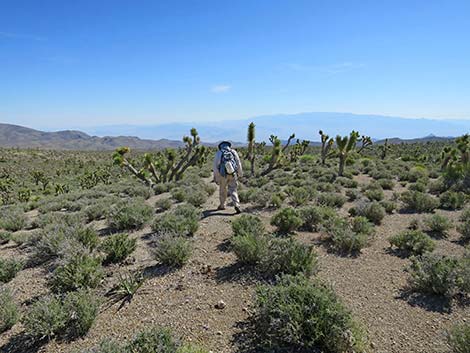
[441,134,470,189]
[261,137,282,176]
[282,133,296,153]
[113,128,208,187]
[289,139,310,162]
[336,130,359,176]
[358,135,373,153]
[380,139,389,160]
[319,130,334,165]
[247,122,256,176]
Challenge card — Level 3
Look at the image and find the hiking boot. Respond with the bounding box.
[217,205,226,210]
[235,206,242,214]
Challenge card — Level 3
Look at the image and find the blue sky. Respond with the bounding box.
[1,0,470,129]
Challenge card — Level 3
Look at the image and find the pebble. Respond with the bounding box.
[216,330,223,335]
[215,300,226,309]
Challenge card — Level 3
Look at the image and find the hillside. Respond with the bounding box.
[0,123,183,150]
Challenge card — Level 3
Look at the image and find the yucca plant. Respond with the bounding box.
[336,131,359,176]
[319,130,334,165]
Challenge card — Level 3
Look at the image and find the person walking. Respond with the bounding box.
[213,141,243,213]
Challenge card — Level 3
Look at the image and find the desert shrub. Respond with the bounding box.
[345,189,361,201]
[378,178,395,190]
[0,287,19,333]
[299,206,326,232]
[351,216,375,236]
[126,326,180,352]
[23,295,68,340]
[0,258,23,283]
[440,191,466,210]
[407,253,469,297]
[380,200,397,214]
[232,214,265,238]
[153,183,170,195]
[0,231,10,245]
[84,196,120,221]
[389,230,435,256]
[448,323,470,353]
[404,166,428,183]
[458,220,470,243]
[155,198,173,213]
[289,187,310,206]
[50,253,104,293]
[260,238,318,277]
[269,193,283,208]
[153,233,192,268]
[325,217,371,254]
[185,189,208,207]
[250,189,272,208]
[63,289,100,337]
[232,232,269,266]
[460,208,470,222]
[408,181,427,193]
[349,201,385,224]
[254,275,366,353]
[34,211,84,229]
[75,227,100,250]
[107,198,153,230]
[424,214,453,237]
[171,187,186,202]
[400,191,439,213]
[151,204,200,236]
[101,233,137,264]
[317,193,346,208]
[335,177,358,188]
[0,206,27,231]
[270,208,302,234]
[365,188,384,201]
[116,182,152,199]
[408,218,421,230]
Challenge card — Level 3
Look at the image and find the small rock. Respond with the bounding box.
[215,300,226,309]
[216,330,223,336]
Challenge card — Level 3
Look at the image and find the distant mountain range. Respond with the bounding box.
[1,111,468,150]
[82,112,470,142]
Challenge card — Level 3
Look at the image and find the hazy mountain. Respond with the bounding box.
[0,123,184,150]
[82,112,470,142]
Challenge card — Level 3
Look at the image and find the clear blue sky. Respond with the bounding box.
[1,0,470,129]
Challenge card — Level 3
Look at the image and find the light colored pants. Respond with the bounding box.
[219,174,240,208]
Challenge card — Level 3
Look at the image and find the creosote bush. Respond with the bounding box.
[270,207,302,234]
[317,192,347,208]
[152,204,200,236]
[349,201,385,225]
[406,253,469,297]
[254,275,367,353]
[389,230,435,256]
[0,287,19,333]
[101,233,137,264]
[231,214,265,238]
[423,214,453,237]
[50,252,104,293]
[0,206,27,231]
[448,323,470,353]
[153,233,192,268]
[439,191,466,210]
[0,257,23,283]
[107,198,153,230]
[400,191,439,213]
[324,217,371,254]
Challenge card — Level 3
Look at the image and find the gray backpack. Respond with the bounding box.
[219,147,237,177]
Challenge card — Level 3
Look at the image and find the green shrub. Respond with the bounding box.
[448,323,470,353]
[407,253,469,297]
[351,216,375,236]
[299,206,326,232]
[335,177,358,188]
[151,204,200,236]
[127,326,179,352]
[63,289,100,337]
[153,234,192,268]
[270,208,302,234]
[380,200,397,214]
[185,189,208,207]
[255,275,367,353]
[289,187,310,206]
[50,253,104,293]
[0,206,27,231]
[400,191,439,213]
[349,201,385,225]
[409,181,427,192]
[0,288,19,333]
[389,230,435,256]
[440,191,466,210]
[231,214,265,238]
[424,214,453,237]
[23,295,68,340]
[101,233,137,264]
[155,198,172,213]
[232,233,269,266]
[325,217,371,254]
[0,257,23,283]
[458,220,470,242]
[0,231,11,245]
[317,193,347,208]
[75,227,100,250]
[378,178,395,190]
[365,188,384,201]
[107,198,153,230]
[345,189,361,201]
[260,237,318,277]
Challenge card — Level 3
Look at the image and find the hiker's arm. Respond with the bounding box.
[234,150,243,177]
[213,151,220,182]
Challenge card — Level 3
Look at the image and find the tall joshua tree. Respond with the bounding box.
[336,130,359,176]
[113,128,208,187]
[261,137,282,176]
[247,122,256,176]
[319,130,334,165]
[358,135,373,153]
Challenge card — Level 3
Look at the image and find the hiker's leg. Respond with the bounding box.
[219,177,227,208]
[228,175,240,208]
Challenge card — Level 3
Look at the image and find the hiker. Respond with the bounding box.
[213,141,243,213]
